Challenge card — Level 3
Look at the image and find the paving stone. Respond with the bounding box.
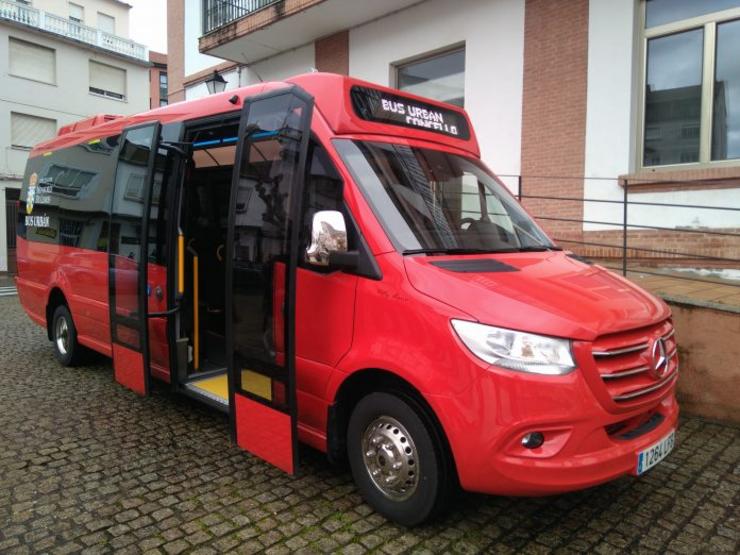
[0,296,738,554]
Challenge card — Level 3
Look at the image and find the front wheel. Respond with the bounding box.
[347,392,453,526]
[51,305,86,366]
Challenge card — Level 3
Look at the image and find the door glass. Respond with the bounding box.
[229,89,312,474]
[110,125,157,349]
[232,93,307,401]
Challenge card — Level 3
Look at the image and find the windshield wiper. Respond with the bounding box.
[402,248,498,256]
[402,245,563,255]
[513,245,563,252]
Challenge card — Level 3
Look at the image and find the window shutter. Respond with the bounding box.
[98,13,115,34]
[9,38,56,84]
[11,113,57,149]
[89,61,126,98]
[69,3,84,22]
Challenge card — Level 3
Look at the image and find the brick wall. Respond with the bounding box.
[549,228,740,268]
[315,31,349,75]
[167,0,185,103]
[520,0,589,238]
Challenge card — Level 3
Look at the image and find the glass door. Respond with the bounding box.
[226,86,314,474]
[108,123,161,395]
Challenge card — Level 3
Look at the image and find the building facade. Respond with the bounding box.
[171,0,738,269]
[149,50,168,109]
[0,0,150,273]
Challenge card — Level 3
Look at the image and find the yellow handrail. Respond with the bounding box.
[177,233,185,295]
[193,254,199,371]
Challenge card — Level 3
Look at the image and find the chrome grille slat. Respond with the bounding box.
[592,343,649,357]
[592,320,678,404]
[612,367,678,401]
[602,365,650,380]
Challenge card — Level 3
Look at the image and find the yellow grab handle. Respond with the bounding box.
[177,234,185,295]
[193,255,199,371]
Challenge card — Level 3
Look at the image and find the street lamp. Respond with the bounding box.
[205,70,227,94]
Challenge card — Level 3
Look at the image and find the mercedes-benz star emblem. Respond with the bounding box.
[650,338,669,379]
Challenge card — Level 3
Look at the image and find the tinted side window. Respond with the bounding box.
[18,136,119,251]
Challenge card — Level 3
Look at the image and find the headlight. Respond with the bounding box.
[451,320,575,375]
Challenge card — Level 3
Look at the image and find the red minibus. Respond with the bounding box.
[16,73,678,525]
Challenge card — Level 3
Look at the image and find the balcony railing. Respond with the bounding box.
[203,0,281,34]
[0,0,148,61]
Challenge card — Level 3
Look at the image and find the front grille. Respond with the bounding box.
[591,320,678,403]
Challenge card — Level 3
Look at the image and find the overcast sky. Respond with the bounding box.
[128,0,168,54]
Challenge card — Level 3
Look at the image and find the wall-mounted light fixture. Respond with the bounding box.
[205,70,227,94]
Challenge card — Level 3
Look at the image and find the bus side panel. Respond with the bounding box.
[17,136,120,355]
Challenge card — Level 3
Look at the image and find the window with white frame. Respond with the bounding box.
[89,60,126,100]
[641,0,740,167]
[98,12,115,34]
[69,2,84,23]
[396,47,465,107]
[9,37,56,84]
[11,113,57,150]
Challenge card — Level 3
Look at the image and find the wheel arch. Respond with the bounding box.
[326,368,459,485]
[46,287,68,340]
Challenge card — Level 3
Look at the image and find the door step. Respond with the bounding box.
[183,372,229,411]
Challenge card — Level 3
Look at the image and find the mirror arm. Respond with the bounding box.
[328,250,360,271]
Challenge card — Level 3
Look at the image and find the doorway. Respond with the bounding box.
[177,117,239,407]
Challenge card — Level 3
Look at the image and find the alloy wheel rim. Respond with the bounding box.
[56,317,69,355]
[361,415,419,501]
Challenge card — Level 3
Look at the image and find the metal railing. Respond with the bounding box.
[502,174,740,290]
[202,0,281,34]
[0,0,148,61]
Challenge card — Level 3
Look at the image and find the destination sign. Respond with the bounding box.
[350,86,470,140]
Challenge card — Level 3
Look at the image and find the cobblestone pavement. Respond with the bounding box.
[0,296,738,554]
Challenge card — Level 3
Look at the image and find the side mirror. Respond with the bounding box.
[305,210,348,266]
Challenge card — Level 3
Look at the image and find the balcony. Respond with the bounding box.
[0,0,148,62]
[199,0,418,64]
[202,0,282,34]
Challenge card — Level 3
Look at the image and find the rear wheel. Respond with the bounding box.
[347,392,452,526]
[51,305,85,366]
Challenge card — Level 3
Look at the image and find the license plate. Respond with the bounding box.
[636,430,675,475]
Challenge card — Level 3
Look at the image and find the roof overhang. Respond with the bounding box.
[199,0,421,64]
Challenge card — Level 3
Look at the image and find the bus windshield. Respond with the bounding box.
[334,139,557,254]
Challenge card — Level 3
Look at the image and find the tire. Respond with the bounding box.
[347,391,453,526]
[51,305,86,366]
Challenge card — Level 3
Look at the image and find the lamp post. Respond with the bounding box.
[205,70,227,94]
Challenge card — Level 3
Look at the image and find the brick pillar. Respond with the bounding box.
[521,0,589,244]
[315,30,349,75]
[167,0,186,103]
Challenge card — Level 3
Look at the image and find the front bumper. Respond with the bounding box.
[429,365,679,496]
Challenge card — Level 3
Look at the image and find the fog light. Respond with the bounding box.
[521,432,544,449]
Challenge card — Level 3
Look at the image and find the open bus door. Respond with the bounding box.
[108,122,162,395]
[225,86,314,474]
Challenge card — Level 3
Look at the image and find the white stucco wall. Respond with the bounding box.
[241,44,316,85]
[349,0,525,192]
[583,0,740,230]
